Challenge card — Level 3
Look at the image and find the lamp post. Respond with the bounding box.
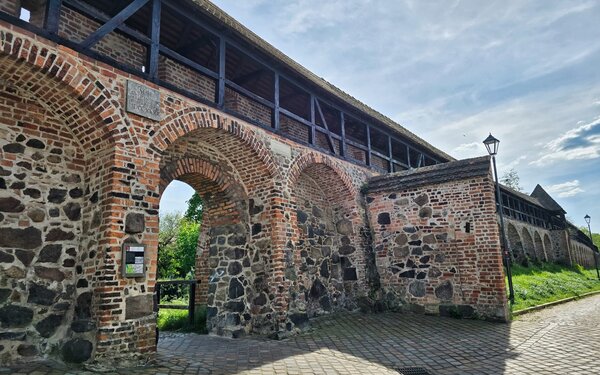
[484,133,515,304]
[584,214,600,280]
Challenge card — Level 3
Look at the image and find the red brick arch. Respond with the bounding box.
[159,157,247,200]
[287,151,358,197]
[0,30,136,150]
[154,107,280,179]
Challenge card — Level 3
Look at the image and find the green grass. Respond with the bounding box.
[508,263,600,311]
[157,304,207,333]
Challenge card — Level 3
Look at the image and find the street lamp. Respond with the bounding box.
[584,214,600,280]
[484,133,515,304]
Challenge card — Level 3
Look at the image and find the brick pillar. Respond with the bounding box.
[194,223,211,305]
[92,151,160,363]
[267,193,291,334]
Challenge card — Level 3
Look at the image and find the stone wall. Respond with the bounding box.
[0,84,103,363]
[569,239,597,269]
[503,218,598,269]
[0,17,511,366]
[366,157,508,321]
[504,218,552,265]
[284,163,365,327]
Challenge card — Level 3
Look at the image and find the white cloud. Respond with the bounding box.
[545,180,584,198]
[212,0,600,224]
[502,155,527,174]
[453,142,481,152]
[531,117,600,166]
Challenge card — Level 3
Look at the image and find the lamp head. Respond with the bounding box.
[585,214,591,225]
[483,133,500,156]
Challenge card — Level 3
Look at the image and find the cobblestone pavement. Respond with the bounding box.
[3,294,600,374]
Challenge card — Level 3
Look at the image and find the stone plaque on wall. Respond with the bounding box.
[126,80,161,121]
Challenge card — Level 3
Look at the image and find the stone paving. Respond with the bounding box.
[3,294,600,374]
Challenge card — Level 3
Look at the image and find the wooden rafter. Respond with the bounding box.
[80,0,149,49]
[314,98,337,154]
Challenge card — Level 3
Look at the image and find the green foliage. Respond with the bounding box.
[157,212,200,280]
[508,262,600,311]
[176,219,200,278]
[500,168,523,192]
[184,193,203,223]
[579,227,600,248]
[157,305,207,333]
[593,232,600,248]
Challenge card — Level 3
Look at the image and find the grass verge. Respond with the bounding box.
[157,304,207,333]
[509,263,600,311]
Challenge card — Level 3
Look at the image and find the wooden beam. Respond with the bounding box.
[309,95,316,145]
[314,98,336,154]
[44,0,62,34]
[273,72,280,130]
[217,37,226,108]
[388,135,393,173]
[159,45,218,78]
[279,108,312,129]
[366,123,372,166]
[224,80,274,109]
[80,0,149,49]
[64,0,151,44]
[147,0,161,81]
[340,112,346,157]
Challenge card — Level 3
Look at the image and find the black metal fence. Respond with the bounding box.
[155,279,196,326]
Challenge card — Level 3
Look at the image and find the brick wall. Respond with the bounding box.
[280,114,309,143]
[224,87,272,126]
[158,56,216,102]
[366,157,508,321]
[347,144,367,164]
[58,7,146,71]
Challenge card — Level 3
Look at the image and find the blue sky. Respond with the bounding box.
[162,0,600,230]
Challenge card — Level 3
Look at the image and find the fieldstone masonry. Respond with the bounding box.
[365,157,508,320]
[0,2,597,367]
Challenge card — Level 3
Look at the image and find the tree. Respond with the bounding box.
[501,168,523,192]
[580,226,600,249]
[157,212,200,280]
[184,193,203,223]
[157,212,182,279]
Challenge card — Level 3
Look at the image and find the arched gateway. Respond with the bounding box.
[1,0,593,367]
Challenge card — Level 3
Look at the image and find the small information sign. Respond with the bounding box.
[123,243,146,278]
[126,80,161,121]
